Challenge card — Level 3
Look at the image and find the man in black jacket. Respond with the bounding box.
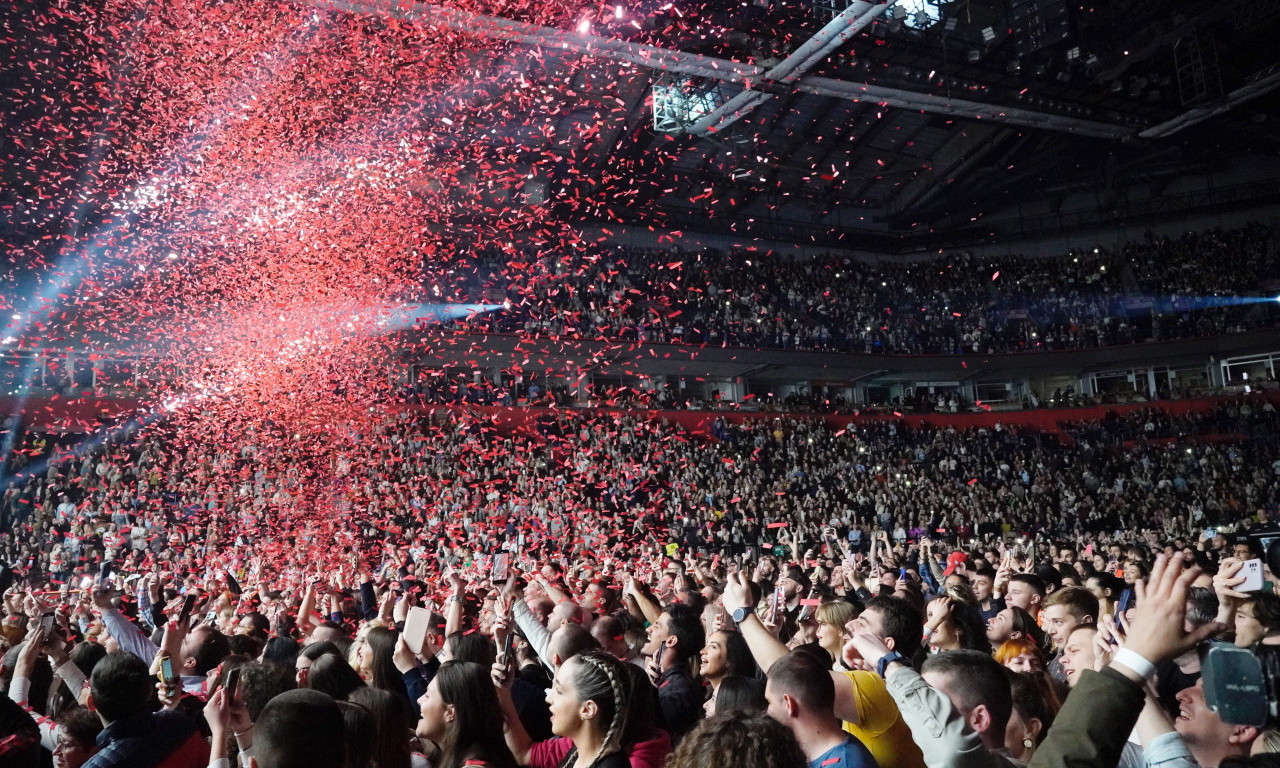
[83,651,209,768]
[640,602,705,745]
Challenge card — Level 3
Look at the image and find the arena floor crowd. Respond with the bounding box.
[3,389,1280,768]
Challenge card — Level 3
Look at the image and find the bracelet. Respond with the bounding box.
[1112,648,1157,681]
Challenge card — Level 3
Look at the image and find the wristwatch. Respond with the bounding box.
[731,606,754,625]
[877,651,909,677]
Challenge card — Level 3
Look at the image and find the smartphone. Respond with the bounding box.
[40,612,56,636]
[98,562,112,587]
[158,656,178,685]
[501,629,516,662]
[225,573,242,596]
[177,593,197,625]
[224,667,241,701]
[491,553,510,584]
[1239,559,1265,592]
[403,606,431,656]
[1114,588,1133,634]
[770,586,785,623]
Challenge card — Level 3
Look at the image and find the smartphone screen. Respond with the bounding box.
[98,562,112,586]
[770,586,785,623]
[501,629,516,661]
[159,656,177,685]
[40,613,55,636]
[491,553,510,584]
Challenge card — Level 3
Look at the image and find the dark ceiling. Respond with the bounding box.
[416,0,1280,251]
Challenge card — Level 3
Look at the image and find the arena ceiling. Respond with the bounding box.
[334,0,1280,251]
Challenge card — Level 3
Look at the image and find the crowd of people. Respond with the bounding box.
[431,223,1278,356]
[1059,399,1280,445]
[1,390,1280,767]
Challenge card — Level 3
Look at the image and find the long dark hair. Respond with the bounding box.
[433,661,517,768]
[308,654,366,700]
[349,687,413,768]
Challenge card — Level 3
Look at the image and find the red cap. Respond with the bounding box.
[942,552,968,576]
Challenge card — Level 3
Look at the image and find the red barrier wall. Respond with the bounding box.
[421,391,1280,439]
[6,391,1277,438]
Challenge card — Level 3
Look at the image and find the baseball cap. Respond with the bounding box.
[942,552,968,576]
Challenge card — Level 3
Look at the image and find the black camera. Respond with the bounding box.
[1203,643,1280,726]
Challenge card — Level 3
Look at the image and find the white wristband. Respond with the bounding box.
[1112,648,1157,681]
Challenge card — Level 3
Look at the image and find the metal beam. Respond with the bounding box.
[1139,63,1280,139]
[319,0,1131,139]
[318,0,767,83]
[687,0,893,136]
[798,78,1131,139]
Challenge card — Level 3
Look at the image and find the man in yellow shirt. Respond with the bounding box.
[722,572,926,768]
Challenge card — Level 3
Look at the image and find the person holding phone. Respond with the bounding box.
[638,604,705,746]
[1214,557,1280,647]
[91,587,230,697]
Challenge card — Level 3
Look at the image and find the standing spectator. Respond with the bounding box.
[415,661,516,768]
[766,651,877,768]
[82,652,209,768]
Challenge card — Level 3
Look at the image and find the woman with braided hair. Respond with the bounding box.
[495,649,639,768]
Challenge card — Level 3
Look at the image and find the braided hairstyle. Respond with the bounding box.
[569,650,634,765]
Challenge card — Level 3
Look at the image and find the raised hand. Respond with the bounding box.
[1120,554,1223,677]
[925,597,953,630]
[721,571,754,615]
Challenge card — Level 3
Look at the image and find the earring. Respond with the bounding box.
[1023,738,1034,749]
